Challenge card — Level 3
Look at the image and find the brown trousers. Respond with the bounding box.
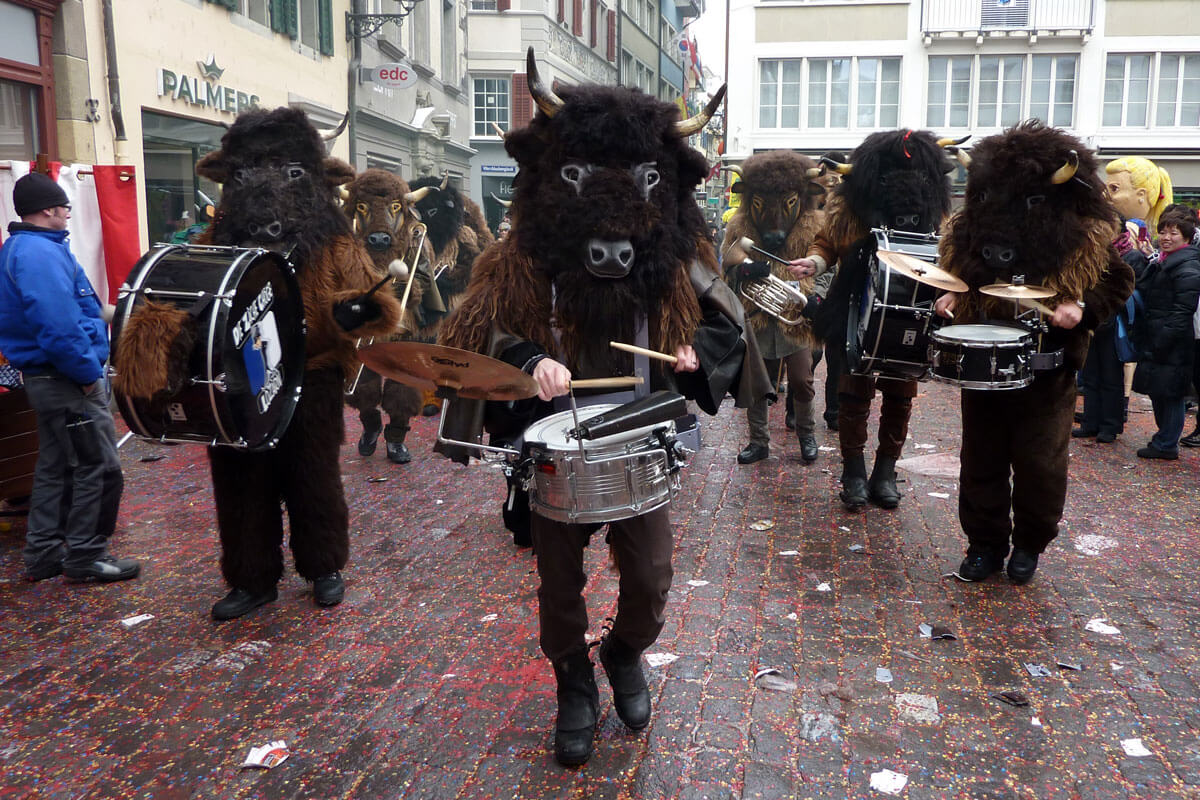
[747,348,816,444]
[838,373,918,460]
[531,508,674,662]
[959,370,1076,555]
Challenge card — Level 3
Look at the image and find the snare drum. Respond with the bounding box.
[929,324,1034,390]
[112,245,306,450]
[521,404,682,524]
[846,229,941,380]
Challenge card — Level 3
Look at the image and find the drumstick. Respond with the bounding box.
[609,341,678,364]
[569,377,645,389]
[737,236,792,266]
[1018,298,1055,316]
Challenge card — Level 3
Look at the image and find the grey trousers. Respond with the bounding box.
[747,348,816,445]
[21,373,123,572]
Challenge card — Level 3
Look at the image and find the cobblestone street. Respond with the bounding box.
[2,369,1199,799]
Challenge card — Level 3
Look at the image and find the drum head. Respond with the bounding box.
[525,404,665,450]
[934,324,1028,344]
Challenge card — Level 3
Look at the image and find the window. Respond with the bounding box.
[411,0,430,64]
[473,77,509,136]
[808,59,850,128]
[0,79,39,161]
[1106,53,1200,129]
[442,0,457,84]
[1103,54,1150,127]
[298,0,319,49]
[470,0,496,8]
[856,57,899,128]
[759,57,896,131]
[242,0,269,25]
[1156,54,1200,128]
[927,54,1075,129]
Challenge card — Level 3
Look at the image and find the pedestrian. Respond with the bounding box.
[0,172,140,583]
[1132,207,1200,459]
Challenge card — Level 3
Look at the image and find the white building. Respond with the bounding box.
[724,0,1200,199]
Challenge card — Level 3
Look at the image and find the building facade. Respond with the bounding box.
[725,0,1200,200]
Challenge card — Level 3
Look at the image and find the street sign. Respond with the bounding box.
[365,62,416,88]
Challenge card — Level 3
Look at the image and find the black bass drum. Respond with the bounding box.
[112,244,306,450]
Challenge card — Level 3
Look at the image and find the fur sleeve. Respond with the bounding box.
[112,301,195,399]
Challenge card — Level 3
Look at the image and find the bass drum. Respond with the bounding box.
[112,244,306,450]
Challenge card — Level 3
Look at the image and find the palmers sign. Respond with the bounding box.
[157,67,260,115]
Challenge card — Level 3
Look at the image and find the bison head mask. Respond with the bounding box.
[343,168,431,272]
[730,151,824,253]
[407,175,464,254]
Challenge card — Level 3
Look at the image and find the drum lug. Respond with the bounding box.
[190,373,229,392]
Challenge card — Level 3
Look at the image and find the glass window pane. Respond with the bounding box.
[809,60,828,128]
[0,78,39,160]
[759,61,778,128]
[830,59,849,127]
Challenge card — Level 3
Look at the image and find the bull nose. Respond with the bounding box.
[366,232,392,252]
[761,231,787,251]
[980,244,1017,270]
[894,214,921,230]
[585,238,635,278]
[247,221,283,242]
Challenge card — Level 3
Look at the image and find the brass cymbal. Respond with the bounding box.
[979,282,1056,300]
[357,342,539,401]
[876,250,968,293]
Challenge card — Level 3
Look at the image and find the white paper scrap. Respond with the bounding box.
[1122,738,1152,757]
[120,614,155,629]
[241,740,289,769]
[786,612,798,621]
[848,544,865,552]
[1031,716,1042,727]
[750,519,775,531]
[914,443,937,450]
[687,580,710,587]
[816,582,832,592]
[1086,618,1121,636]
[1074,534,1118,556]
[839,526,851,532]
[927,492,951,499]
[645,652,678,668]
[479,613,498,622]
[918,623,933,639]
[895,693,940,724]
[818,445,835,452]
[869,769,908,795]
[875,667,893,683]
[779,550,800,556]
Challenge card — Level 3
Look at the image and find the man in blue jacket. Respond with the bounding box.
[0,172,139,582]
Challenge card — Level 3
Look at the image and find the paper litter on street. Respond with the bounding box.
[869,769,908,795]
[750,519,774,531]
[1086,618,1121,636]
[927,491,951,499]
[241,740,289,769]
[875,667,893,683]
[120,614,154,629]
[645,652,678,668]
[1024,663,1053,678]
[1122,738,1152,757]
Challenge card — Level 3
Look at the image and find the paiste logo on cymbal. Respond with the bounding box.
[431,356,470,368]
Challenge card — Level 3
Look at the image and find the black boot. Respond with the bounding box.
[867,455,901,509]
[385,442,412,464]
[357,411,382,457]
[839,454,868,510]
[598,634,651,730]
[552,652,600,767]
[737,442,769,464]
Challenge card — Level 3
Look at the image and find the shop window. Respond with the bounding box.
[0,79,39,161]
[141,111,226,245]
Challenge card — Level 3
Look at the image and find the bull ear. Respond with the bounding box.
[196,151,230,183]
[322,157,356,188]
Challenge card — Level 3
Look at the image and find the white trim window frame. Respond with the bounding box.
[472,75,510,137]
[757,56,900,131]
[1107,52,1200,129]
[926,53,1077,131]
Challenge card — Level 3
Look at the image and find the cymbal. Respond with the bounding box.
[357,342,539,401]
[979,282,1056,300]
[876,250,968,292]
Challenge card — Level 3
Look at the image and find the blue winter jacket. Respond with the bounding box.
[0,223,108,385]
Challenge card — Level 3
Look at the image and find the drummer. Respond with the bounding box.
[933,123,1134,585]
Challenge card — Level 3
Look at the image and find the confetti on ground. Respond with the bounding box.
[241,740,289,769]
[645,653,678,668]
[1086,618,1121,636]
[798,712,840,742]
[119,614,154,629]
[870,769,909,795]
[896,693,940,724]
[875,667,893,683]
[1074,534,1119,555]
[750,520,774,531]
[1122,738,1152,757]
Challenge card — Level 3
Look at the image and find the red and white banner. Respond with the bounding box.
[1,160,140,306]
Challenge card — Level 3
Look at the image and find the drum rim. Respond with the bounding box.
[931,323,1032,345]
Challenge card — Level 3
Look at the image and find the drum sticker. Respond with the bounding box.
[231,283,284,414]
[903,329,917,346]
[168,403,187,422]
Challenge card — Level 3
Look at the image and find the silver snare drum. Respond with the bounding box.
[521,404,682,524]
[930,324,1035,390]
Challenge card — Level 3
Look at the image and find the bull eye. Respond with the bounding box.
[1026,194,1046,210]
[390,201,403,214]
[234,168,250,184]
[631,162,660,199]
[560,163,593,194]
[284,163,306,181]
[752,198,762,212]
[977,190,989,203]
[785,195,798,210]
[356,202,368,214]
[426,207,438,217]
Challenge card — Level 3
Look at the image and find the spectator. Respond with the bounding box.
[1132,207,1200,459]
[0,173,140,582]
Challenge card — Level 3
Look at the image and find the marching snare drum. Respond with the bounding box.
[846,229,941,380]
[929,323,1035,390]
[520,404,688,524]
[112,244,306,450]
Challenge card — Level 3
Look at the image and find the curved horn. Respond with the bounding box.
[675,84,726,137]
[337,185,350,200]
[720,164,743,178]
[490,122,507,138]
[820,155,853,175]
[955,149,972,169]
[526,47,565,118]
[320,112,350,142]
[490,192,512,208]
[439,174,450,191]
[1050,150,1079,185]
[404,186,434,204]
[806,166,822,178]
[937,135,971,148]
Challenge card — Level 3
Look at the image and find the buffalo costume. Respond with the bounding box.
[342,169,439,464]
[113,108,402,618]
[806,130,960,510]
[720,151,825,464]
[937,122,1134,583]
[438,52,765,767]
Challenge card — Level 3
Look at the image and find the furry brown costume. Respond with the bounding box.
[114,107,402,618]
[937,121,1135,583]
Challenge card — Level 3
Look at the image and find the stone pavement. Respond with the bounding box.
[1,370,1199,800]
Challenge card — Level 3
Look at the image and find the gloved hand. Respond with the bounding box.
[739,260,771,281]
[332,294,383,331]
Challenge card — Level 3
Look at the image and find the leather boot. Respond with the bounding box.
[598,634,651,730]
[867,455,901,509]
[384,424,411,464]
[357,411,382,457]
[839,454,868,510]
[552,652,600,767]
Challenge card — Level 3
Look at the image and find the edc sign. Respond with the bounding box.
[366,62,417,88]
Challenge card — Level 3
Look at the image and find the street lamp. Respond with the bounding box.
[346,0,423,41]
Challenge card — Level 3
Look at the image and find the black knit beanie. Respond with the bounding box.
[13,173,69,217]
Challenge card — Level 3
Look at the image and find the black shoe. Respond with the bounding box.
[867,456,901,509]
[386,442,412,464]
[957,550,1005,582]
[1181,430,1200,448]
[421,404,440,417]
[798,435,819,463]
[839,455,868,510]
[598,635,651,731]
[1006,549,1039,584]
[63,556,141,583]
[1071,427,1098,438]
[737,443,769,464]
[824,413,839,432]
[25,545,66,582]
[357,425,380,457]
[211,586,277,620]
[1074,411,1085,424]
[1096,431,1116,444]
[552,653,600,767]
[313,572,345,606]
[785,409,796,431]
[1137,445,1178,460]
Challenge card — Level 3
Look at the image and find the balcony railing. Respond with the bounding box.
[922,0,1095,35]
